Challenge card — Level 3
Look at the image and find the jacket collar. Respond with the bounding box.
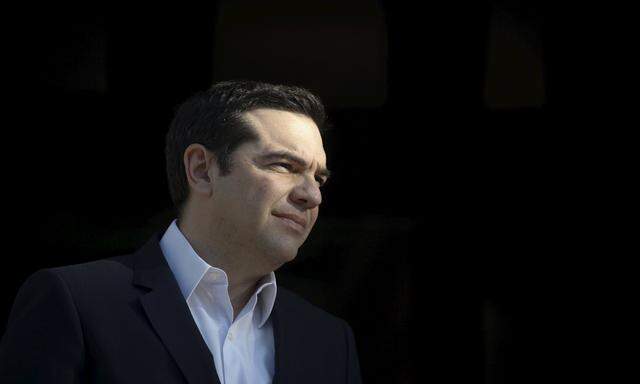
[133,233,221,384]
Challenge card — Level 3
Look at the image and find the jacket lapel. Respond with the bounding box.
[133,234,220,384]
[271,291,293,384]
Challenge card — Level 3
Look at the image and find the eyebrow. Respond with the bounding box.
[259,150,332,180]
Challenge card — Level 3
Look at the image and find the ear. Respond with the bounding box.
[183,144,219,198]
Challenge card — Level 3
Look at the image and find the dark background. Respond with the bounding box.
[2,1,628,383]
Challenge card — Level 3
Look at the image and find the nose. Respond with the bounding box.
[289,176,322,209]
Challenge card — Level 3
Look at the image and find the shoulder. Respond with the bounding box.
[42,253,135,288]
[15,253,139,312]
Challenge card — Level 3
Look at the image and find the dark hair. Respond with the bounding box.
[165,80,328,216]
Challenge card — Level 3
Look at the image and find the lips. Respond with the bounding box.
[273,212,307,230]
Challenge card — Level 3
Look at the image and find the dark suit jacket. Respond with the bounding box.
[0,233,362,383]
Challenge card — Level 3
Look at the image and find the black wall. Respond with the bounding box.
[5,2,623,383]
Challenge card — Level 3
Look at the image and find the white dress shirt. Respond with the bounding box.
[159,219,277,384]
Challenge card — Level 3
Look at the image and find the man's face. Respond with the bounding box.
[206,108,329,269]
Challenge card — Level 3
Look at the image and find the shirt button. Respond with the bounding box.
[228,332,234,340]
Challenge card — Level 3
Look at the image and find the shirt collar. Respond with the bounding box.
[159,219,277,328]
[254,270,277,328]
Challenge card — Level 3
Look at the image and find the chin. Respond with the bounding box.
[257,229,306,265]
[274,246,299,264]
[261,242,300,267]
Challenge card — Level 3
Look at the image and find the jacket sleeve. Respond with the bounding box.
[0,268,85,383]
[343,320,362,384]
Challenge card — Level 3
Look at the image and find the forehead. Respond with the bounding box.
[240,108,327,164]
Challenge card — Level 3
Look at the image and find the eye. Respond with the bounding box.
[271,162,293,171]
[315,177,326,187]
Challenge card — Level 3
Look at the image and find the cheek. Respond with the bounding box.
[246,176,281,210]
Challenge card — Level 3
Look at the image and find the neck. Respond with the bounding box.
[177,216,268,319]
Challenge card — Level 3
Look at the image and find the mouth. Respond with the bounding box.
[272,212,307,232]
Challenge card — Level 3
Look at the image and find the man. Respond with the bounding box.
[0,80,362,383]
